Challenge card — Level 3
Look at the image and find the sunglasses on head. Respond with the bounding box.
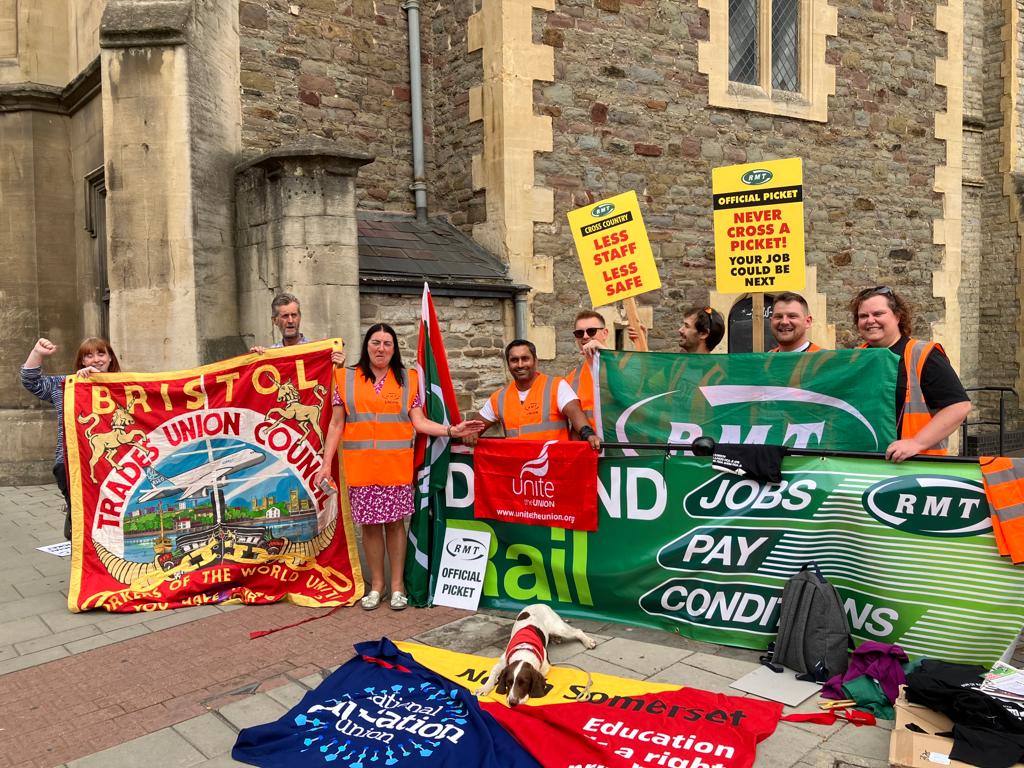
[858,285,893,299]
[573,327,603,339]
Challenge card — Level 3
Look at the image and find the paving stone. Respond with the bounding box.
[218,694,289,730]
[173,713,239,760]
[0,645,68,676]
[193,755,249,767]
[14,573,69,598]
[677,650,760,679]
[265,681,308,708]
[88,609,163,631]
[143,605,222,632]
[602,623,724,653]
[0,644,14,662]
[584,636,693,676]
[556,650,647,682]
[40,608,97,634]
[64,622,151,653]
[648,660,735,693]
[412,612,513,653]
[0,592,68,623]
[822,718,894,762]
[297,671,325,689]
[15,624,100,654]
[66,728,206,768]
[0,614,51,645]
[0,584,21,603]
[755,721,828,768]
[548,632,609,663]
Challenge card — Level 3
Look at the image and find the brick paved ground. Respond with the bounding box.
[0,484,464,768]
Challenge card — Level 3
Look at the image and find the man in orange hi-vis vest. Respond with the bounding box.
[850,286,971,462]
[768,292,824,353]
[564,310,610,430]
[465,339,601,450]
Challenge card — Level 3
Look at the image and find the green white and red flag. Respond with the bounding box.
[405,283,462,606]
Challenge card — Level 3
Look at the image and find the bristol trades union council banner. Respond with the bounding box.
[65,341,362,613]
[436,453,1024,667]
[596,348,898,453]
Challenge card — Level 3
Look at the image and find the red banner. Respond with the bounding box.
[483,687,782,768]
[65,341,363,612]
[472,438,597,531]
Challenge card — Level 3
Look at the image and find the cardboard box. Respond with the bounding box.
[889,691,1024,768]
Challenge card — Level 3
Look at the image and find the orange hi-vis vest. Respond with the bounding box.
[768,342,823,353]
[980,456,1024,564]
[336,366,418,487]
[565,361,595,428]
[901,339,948,456]
[858,338,947,456]
[489,373,570,441]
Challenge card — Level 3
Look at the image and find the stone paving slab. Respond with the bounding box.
[584,635,694,676]
[218,695,289,731]
[65,729,206,768]
[172,714,239,760]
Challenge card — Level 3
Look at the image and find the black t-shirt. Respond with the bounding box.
[889,336,969,430]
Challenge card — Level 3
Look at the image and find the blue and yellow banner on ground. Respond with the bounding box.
[713,158,805,293]
[567,190,662,307]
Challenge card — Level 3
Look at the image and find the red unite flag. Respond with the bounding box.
[472,438,598,531]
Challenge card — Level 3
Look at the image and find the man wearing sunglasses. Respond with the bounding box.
[850,286,970,462]
[565,310,610,428]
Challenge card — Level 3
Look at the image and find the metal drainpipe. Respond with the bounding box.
[514,290,529,339]
[402,0,428,222]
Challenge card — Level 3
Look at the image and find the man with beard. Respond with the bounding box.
[465,340,600,450]
[768,292,822,352]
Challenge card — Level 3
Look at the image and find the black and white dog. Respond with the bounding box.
[475,604,597,706]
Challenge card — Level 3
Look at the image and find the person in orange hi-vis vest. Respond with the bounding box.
[979,456,1024,564]
[314,323,485,611]
[564,310,610,431]
[768,292,824,353]
[850,286,970,462]
[463,339,601,450]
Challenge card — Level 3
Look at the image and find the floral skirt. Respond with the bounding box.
[348,484,414,525]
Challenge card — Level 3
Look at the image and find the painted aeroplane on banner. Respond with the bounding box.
[137,448,265,503]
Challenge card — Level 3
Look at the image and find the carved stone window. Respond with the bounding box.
[84,166,110,338]
[700,0,836,122]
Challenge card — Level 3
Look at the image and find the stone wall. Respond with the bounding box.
[426,0,485,229]
[977,0,1020,394]
[238,0,418,213]
[527,1,948,374]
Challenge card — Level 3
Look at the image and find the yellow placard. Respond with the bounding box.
[567,190,662,307]
[712,158,806,293]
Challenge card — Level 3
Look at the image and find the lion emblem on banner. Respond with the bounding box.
[263,375,327,446]
[77,395,144,481]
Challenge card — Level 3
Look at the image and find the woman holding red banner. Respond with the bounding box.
[314,323,484,611]
[21,336,121,539]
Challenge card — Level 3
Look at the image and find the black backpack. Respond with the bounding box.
[762,563,851,683]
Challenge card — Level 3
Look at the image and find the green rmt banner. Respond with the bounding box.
[595,348,898,453]
[436,453,1024,668]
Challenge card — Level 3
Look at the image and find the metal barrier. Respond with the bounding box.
[960,386,1016,456]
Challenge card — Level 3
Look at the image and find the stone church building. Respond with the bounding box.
[2,0,1021,481]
